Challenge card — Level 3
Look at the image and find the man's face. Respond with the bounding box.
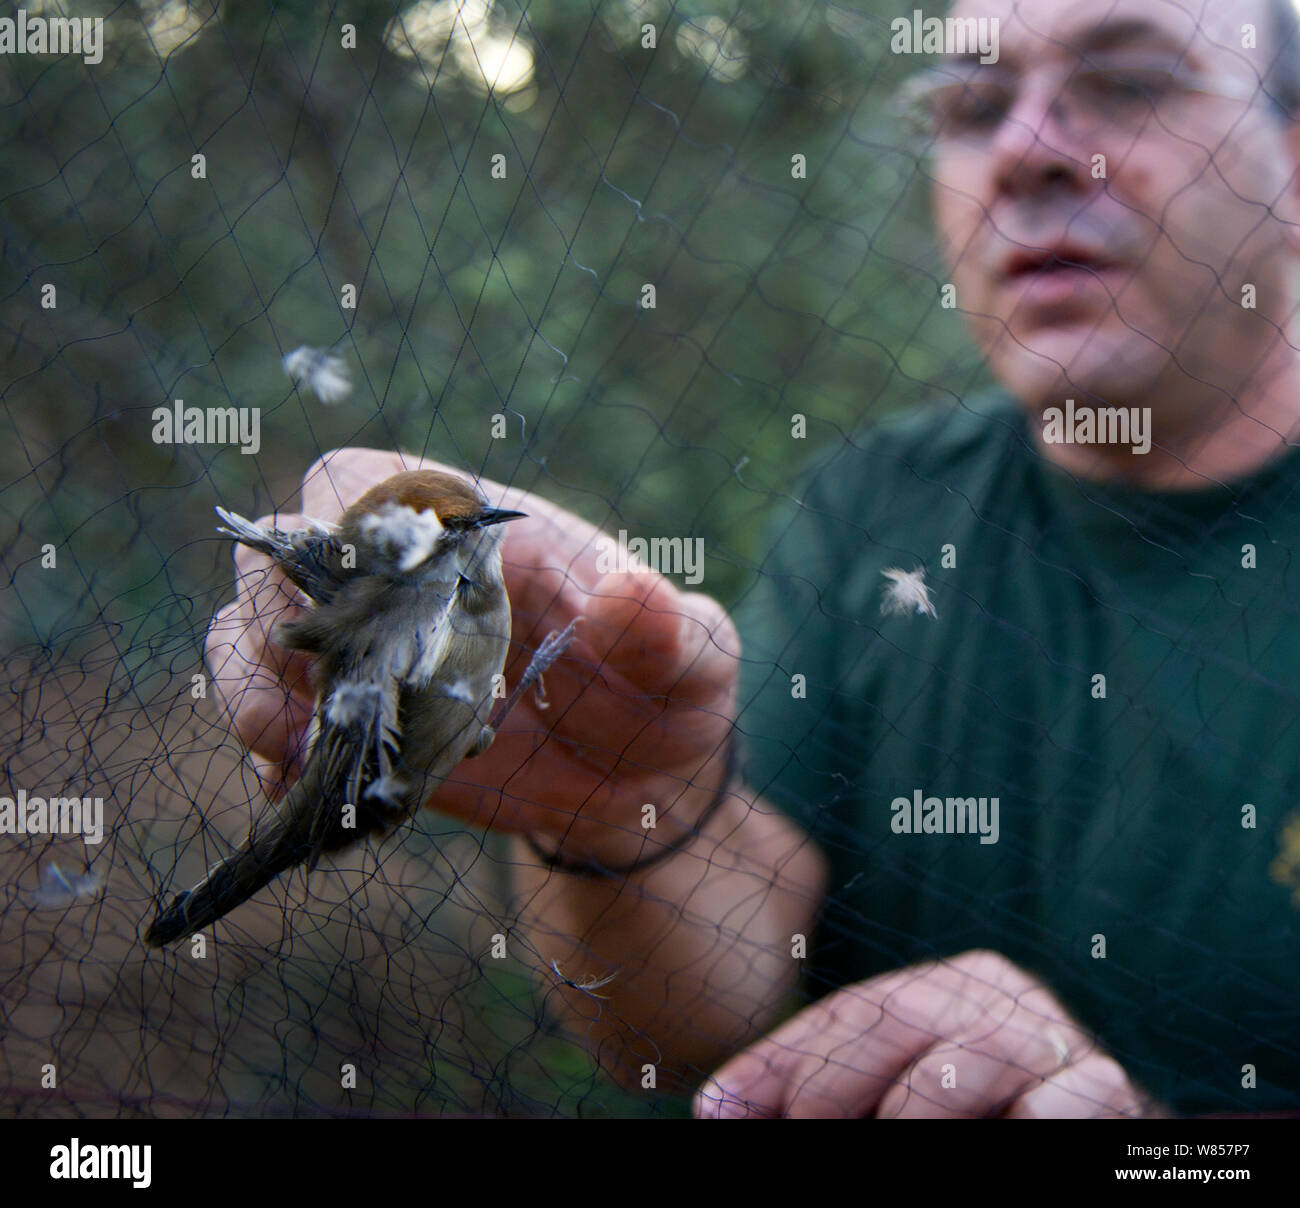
[928,0,1300,414]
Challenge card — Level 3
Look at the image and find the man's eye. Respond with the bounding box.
[1076,66,1180,107]
[936,82,1011,131]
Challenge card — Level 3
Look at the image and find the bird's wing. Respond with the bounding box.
[215,508,348,604]
[301,681,405,865]
[282,529,350,605]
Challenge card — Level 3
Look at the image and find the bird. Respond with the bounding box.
[145,469,575,947]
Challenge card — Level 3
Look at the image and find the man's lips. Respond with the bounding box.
[997,243,1128,311]
[1000,245,1123,280]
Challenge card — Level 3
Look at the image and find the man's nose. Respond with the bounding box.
[987,78,1094,196]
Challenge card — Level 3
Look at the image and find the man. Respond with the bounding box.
[211,0,1300,1116]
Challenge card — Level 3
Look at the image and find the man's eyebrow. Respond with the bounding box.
[932,16,1189,72]
[1064,17,1191,54]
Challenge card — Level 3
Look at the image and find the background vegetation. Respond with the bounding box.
[0,0,985,1116]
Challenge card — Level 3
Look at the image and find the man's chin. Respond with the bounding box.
[987,330,1167,410]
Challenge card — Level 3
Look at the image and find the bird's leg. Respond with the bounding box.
[486,619,579,734]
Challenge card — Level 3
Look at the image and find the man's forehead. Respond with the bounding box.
[945,0,1271,66]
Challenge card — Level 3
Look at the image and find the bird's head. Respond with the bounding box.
[339,469,525,581]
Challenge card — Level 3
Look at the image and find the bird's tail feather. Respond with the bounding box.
[144,796,317,947]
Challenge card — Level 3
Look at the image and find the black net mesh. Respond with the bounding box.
[2,0,1298,1119]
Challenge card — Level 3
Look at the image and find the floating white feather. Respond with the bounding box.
[880,566,937,619]
[283,345,352,404]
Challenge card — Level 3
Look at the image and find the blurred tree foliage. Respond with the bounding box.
[0,0,988,1116]
[1,0,986,658]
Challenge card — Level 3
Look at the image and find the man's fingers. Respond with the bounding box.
[865,956,1083,1117]
[504,573,736,725]
[695,1040,891,1119]
[694,951,1123,1119]
[300,447,418,520]
[482,578,736,817]
[205,513,319,791]
[581,574,737,701]
[300,448,735,700]
[1002,1053,1146,1119]
[774,1020,1070,1119]
[224,513,315,677]
[298,446,699,609]
[694,988,898,1119]
[237,448,738,834]
[875,1025,1077,1118]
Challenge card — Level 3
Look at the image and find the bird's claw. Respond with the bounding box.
[488,619,579,731]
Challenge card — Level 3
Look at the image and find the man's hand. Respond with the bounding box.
[694,949,1155,1118]
[204,447,738,864]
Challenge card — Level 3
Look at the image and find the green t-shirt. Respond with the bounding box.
[736,388,1300,1115]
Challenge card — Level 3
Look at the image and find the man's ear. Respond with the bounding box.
[1281,116,1300,254]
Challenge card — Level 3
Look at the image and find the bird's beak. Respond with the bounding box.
[476,507,528,527]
